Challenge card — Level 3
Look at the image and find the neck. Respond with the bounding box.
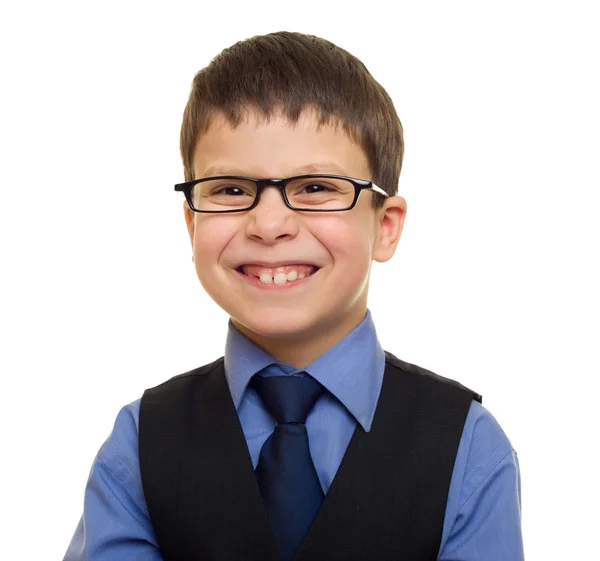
[231,306,368,369]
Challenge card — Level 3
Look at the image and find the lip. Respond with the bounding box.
[234,261,320,269]
[233,267,319,290]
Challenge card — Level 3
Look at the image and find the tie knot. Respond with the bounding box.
[251,366,324,424]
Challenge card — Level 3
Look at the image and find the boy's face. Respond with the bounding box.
[184,108,406,366]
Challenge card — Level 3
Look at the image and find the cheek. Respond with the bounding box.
[314,217,373,261]
[191,222,238,290]
[192,218,235,259]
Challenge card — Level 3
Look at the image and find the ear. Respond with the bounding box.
[184,200,195,249]
[372,195,407,263]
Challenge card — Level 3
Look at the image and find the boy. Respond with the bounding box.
[64,32,523,560]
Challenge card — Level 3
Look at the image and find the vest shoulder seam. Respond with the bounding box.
[146,356,224,391]
[384,350,482,402]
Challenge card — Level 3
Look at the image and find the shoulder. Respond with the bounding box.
[98,399,141,461]
[383,352,517,509]
[457,399,518,505]
[463,401,517,491]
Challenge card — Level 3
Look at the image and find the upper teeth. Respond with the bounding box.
[241,264,314,285]
[261,271,301,285]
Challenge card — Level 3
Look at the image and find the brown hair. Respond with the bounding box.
[180,31,404,209]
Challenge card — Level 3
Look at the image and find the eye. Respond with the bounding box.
[213,185,249,196]
[301,182,336,193]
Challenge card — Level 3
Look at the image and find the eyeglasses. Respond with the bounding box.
[174,174,389,213]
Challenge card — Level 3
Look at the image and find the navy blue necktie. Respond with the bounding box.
[251,367,325,561]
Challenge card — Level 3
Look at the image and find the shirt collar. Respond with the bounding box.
[223,309,385,432]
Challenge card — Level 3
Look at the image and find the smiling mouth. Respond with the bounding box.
[235,264,319,286]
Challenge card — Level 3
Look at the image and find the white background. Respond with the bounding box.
[1,0,598,558]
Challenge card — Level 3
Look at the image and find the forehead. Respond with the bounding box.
[192,108,370,179]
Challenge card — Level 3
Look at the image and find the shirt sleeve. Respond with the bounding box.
[438,401,524,560]
[63,400,163,561]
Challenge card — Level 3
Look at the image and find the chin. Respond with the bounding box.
[231,306,326,341]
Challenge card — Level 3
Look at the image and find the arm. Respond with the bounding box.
[63,401,163,561]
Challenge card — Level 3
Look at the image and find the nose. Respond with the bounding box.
[244,185,299,244]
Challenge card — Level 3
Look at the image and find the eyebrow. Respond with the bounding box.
[199,162,349,178]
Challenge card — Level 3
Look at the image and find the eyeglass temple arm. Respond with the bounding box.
[370,183,390,198]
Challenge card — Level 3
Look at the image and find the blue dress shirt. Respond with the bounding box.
[64,309,524,560]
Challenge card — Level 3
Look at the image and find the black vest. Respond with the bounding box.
[139,351,481,561]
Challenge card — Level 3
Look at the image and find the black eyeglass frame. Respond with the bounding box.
[174,174,390,213]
